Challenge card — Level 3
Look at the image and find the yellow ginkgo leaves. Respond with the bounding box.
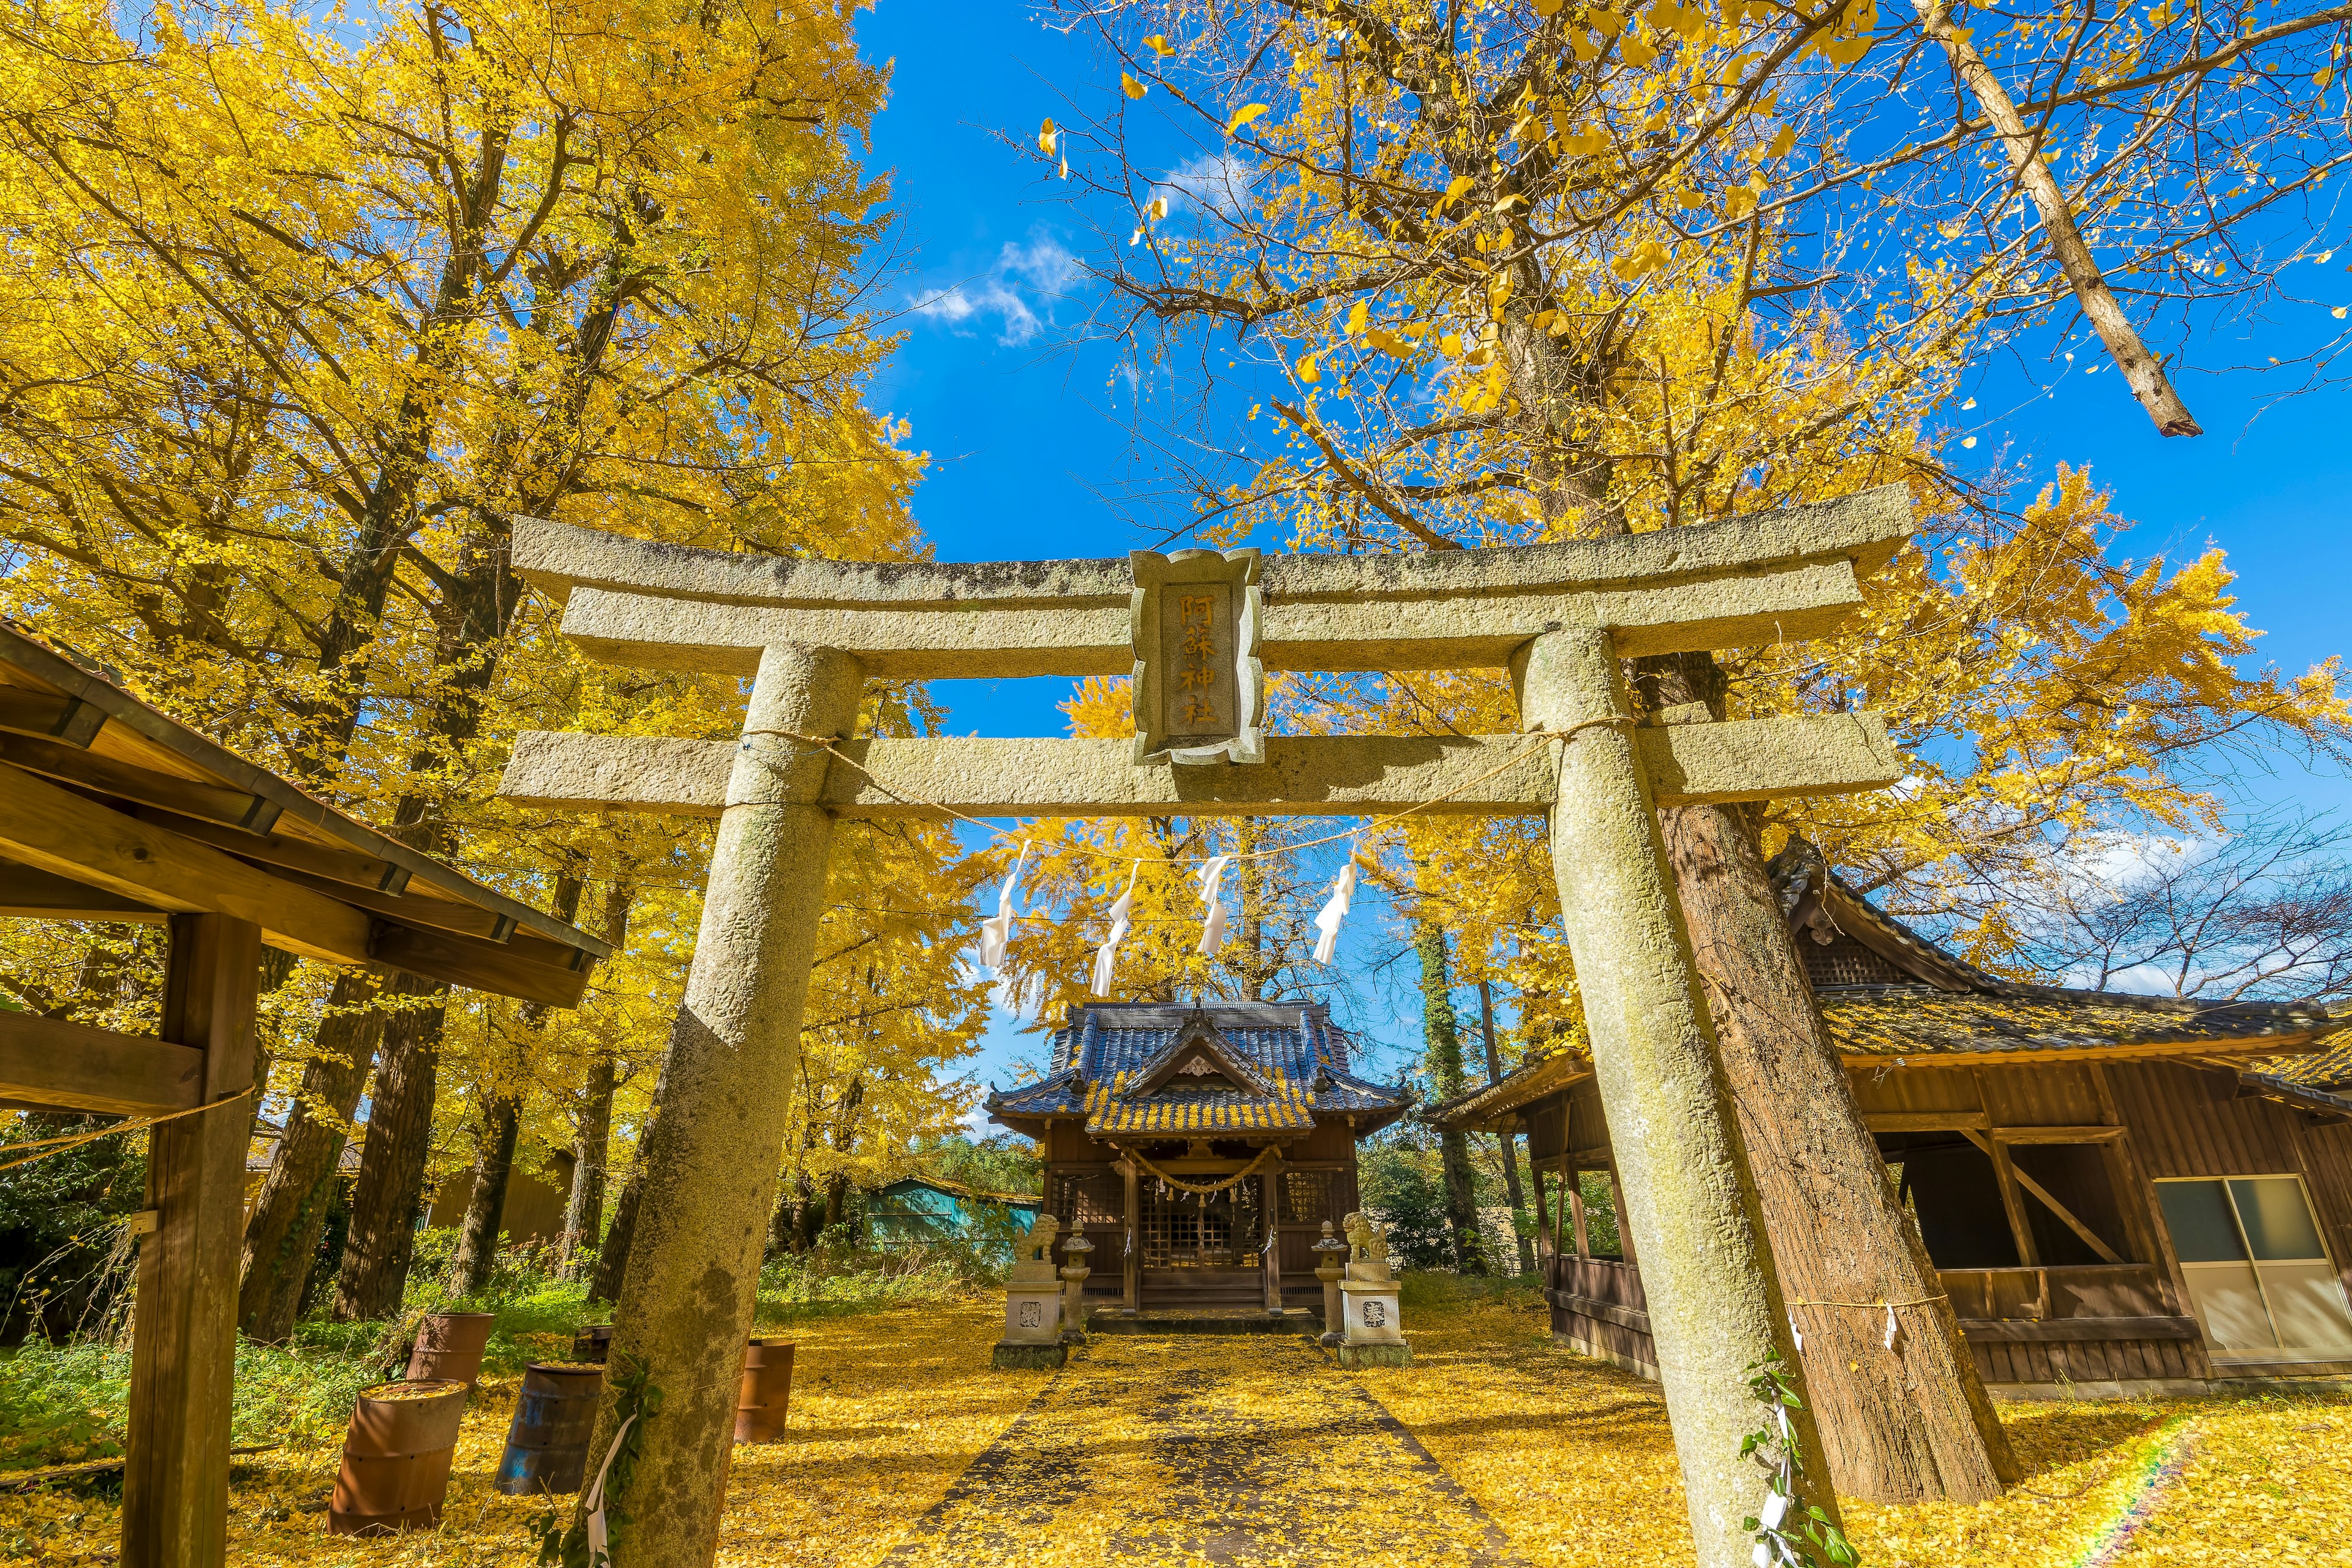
[1121,70,1148,99]
[1296,352,1321,383]
[1144,33,1175,57]
[1037,118,1057,156]
[1227,102,1269,135]
[1611,238,1672,279]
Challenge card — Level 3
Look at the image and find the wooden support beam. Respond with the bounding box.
[367,922,590,1010]
[130,807,412,895]
[124,912,259,1568]
[0,764,594,1005]
[271,865,515,943]
[0,687,106,746]
[0,732,281,834]
[0,760,371,965]
[1990,1126,2127,1145]
[1864,1112,1990,1133]
[1961,1129,2124,1265]
[0,1011,203,1115]
[0,858,165,921]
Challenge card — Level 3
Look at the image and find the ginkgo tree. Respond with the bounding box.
[1028,0,2352,1520]
[0,0,967,1340]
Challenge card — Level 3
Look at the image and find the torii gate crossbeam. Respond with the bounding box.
[501,486,1915,1568]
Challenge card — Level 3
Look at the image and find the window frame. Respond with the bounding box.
[2153,1172,2352,1354]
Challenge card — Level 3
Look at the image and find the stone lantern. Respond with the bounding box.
[992,1211,1068,1370]
[1060,1232,1095,1343]
[1311,1221,1350,1348]
[1335,1210,1411,1367]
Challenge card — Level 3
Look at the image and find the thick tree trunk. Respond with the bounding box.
[558,882,633,1280]
[589,1148,645,1305]
[1477,981,1537,1275]
[238,973,383,1340]
[333,974,449,1321]
[1415,921,1486,1275]
[448,1097,521,1297]
[560,1051,617,1281]
[447,875,584,1295]
[1637,650,2018,1504]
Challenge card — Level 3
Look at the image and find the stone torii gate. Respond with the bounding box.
[500,486,1914,1568]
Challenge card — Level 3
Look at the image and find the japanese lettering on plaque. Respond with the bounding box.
[1128,546,1266,766]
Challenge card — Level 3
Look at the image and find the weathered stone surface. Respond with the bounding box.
[589,643,864,1568]
[499,717,1900,820]
[552,560,1872,676]
[1513,628,1837,1568]
[512,484,1907,610]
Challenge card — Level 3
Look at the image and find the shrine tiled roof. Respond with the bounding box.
[987,1001,1409,1139]
[1082,1074,1316,1134]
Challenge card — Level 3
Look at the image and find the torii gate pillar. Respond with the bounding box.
[1518,628,1828,1551]
[606,643,861,1559]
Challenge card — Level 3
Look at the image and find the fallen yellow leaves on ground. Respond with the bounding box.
[3,1289,2348,1566]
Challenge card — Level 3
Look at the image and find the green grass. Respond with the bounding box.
[0,1237,1003,1473]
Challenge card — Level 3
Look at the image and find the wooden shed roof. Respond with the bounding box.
[1431,840,2335,1134]
[0,619,608,1009]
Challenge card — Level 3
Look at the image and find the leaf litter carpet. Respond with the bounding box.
[883,1333,1520,1567]
[5,1290,2351,1564]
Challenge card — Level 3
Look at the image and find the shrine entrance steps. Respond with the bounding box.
[1093,1306,1316,1336]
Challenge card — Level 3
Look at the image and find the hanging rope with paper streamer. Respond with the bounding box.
[978,840,1030,974]
[1195,854,1232,956]
[1311,861,1358,965]
[1090,861,1142,997]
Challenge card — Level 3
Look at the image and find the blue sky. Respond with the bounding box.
[851,2,2352,1122]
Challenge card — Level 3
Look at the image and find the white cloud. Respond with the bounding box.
[909,236,1080,347]
[1153,153,1256,219]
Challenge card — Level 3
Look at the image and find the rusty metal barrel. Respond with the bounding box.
[734,1337,795,1444]
[494,1362,605,1496]
[569,1322,614,1363]
[330,1379,469,1535]
[407,1311,496,1385]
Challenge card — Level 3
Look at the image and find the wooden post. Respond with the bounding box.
[1570,1164,1591,1258]
[1529,1164,1549,1261]
[1262,1163,1283,1314]
[124,913,260,1568]
[1121,1153,1140,1314]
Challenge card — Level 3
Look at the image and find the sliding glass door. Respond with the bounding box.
[2156,1175,2352,1357]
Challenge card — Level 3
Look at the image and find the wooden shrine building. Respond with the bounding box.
[1434,840,2352,1399]
[0,620,609,1566]
[987,1001,1408,1316]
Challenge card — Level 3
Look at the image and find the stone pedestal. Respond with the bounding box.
[993,1213,1069,1370]
[1333,1212,1412,1367]
[1336,1279,1411,1368]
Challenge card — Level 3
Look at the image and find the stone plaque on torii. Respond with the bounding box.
[500,486,1913,1568]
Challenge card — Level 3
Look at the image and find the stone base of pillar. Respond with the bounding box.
[991,1341,1069,1370]
[1334,1342,1414,1368]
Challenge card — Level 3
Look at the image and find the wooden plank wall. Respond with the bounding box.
[2106,1060,2352,1315]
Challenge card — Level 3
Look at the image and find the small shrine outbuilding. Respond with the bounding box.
[1433,840,2352,1398]
[987,1001,1409,1316]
